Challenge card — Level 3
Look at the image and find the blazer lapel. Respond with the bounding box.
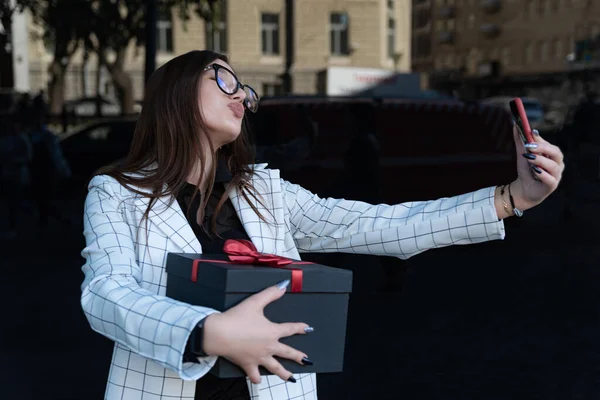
[228,168,286,256]
[128,165,282,256]
[135,194,202,254]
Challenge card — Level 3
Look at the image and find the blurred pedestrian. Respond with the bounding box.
[0,111,32,238]
[27,94,72,233]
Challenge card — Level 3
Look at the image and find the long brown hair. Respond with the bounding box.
[96,50,270,234]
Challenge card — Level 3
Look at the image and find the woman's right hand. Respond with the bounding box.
[202,279,312,384]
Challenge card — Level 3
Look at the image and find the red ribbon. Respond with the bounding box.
[190,239,308,292]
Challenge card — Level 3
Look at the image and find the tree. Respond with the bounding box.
[29,0,93,113]
[27,0,223,114]
[0,0,39,88]
[85,0,222,115]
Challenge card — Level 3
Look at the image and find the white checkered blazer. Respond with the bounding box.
[81,164,505,400]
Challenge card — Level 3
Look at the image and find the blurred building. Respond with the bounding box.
[411,0,600,78]
[18,0,412,105]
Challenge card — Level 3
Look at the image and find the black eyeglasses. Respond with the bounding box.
[203,64,259,113]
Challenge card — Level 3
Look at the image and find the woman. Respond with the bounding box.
[81,51,564,400]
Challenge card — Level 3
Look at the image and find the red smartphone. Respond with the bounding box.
[509,98,535,145]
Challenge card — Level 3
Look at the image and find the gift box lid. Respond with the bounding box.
[166,253,353,294]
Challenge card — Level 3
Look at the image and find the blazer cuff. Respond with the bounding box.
[178,310,220,381]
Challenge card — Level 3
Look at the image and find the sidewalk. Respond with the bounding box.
[1,176,599,399]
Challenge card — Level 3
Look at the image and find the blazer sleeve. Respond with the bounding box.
[80,176,219,381]
[281,180,505,259]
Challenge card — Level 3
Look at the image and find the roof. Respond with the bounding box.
[258,94,463,107]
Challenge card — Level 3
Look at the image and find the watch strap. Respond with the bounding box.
[189,317,208,357]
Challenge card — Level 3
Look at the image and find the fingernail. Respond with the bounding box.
[522,153,536,160]
[287,375,297,383]
[524,143,538,149]
[276,279,290,290]
[301,357,314,366]
[304,326,314,333]
[533,129,540,136]
[531,165,543,174]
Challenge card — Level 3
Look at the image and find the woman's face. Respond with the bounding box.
[198,59,247,149]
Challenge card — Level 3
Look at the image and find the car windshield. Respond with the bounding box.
[522,100,543,111]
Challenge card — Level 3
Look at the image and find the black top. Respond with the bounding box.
[176,157,251,400]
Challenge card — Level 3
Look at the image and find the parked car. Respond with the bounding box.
[63,96,143,117]
[59,97,516,201]
[57,97,516,292]
[64,96,122,117]
[481,96,546,129]
[59,117,137,194]
[247,95,516,204]
[246,95,516,292]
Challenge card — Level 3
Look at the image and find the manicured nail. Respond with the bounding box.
[522,153,536,160]
[304,326,314,333]
[531,165,543,174]
[533,129,540,136]
[287,375,297,383]
[276,279,290,290]
[301,357,314,366]
[524,143,538,149]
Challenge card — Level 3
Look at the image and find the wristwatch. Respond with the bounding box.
[188,317,208,357]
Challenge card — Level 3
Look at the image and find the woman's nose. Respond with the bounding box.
[232,86,247,102]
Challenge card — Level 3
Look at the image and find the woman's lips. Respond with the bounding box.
[228,103,244,119]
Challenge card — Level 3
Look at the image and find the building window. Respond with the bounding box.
[262,83,284,96]
[157,9,173,53]
[206,0,227,53]
[525,43,534,63]
[468,48,480,73]
[541,41,549,61]
[552,0,560,12]
[554,39,563,58]
[526,0,535,16]
[261,13,280,55]
[468,14,475,29]
[413,34,432,58]
[568,35,575,52]
[387,18,396,59]
[330,12,350,56]
[502,47,511,66]
[490,47,499,60]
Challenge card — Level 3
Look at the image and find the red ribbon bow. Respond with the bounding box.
[190,239,306,292]
[223,239,294,267]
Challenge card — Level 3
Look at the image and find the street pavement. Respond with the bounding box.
[1,170,600,400]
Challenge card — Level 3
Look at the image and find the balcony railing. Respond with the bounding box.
[480,23,501,38]
[438,31,454,44]
[481,0,501,13]
[413,9,431,29]
[438,6,456,19]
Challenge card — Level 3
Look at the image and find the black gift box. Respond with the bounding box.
[165,252,353,378]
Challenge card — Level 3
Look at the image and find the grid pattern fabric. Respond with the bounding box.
[80,165,505,400]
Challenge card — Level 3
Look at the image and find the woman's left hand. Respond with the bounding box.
[510,126,565,211]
